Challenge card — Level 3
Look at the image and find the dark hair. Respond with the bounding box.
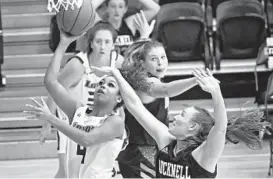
[186,106,271,150]
[106,66,151,111]
[113,91,124,111]
[84,21,118,54]
[105,0,128,6]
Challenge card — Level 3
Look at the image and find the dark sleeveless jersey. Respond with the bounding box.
[115,20,139,56]
[156,140,217,178]
[125,97,169,145]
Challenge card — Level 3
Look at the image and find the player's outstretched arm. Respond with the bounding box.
[44,31,83,121]
[25,98,124,147]
[191,69,227,173]
[91,66,175,150]
[146,76,198,98]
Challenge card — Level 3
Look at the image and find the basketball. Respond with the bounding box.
[56,0,96,36]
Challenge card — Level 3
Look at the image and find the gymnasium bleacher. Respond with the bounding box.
[0,0,272,176]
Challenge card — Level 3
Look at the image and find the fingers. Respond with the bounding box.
[133,13,142,29]
[193,68,221,84]
[30,98,42,107]
[140,10,147,24]
[26,104,41,111]
[90,66,100,72]
[149,19,156,31]
[192,69,205,86]
[41,97,47,107]
[196,78,206,89]
[206,68,213,77]
[196,68,208,78]
[23,110,43,120]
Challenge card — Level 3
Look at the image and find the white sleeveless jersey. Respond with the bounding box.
[66,106,126,178]
[56,51,118,177]
[78,116,126,178]
[66,106,111,178]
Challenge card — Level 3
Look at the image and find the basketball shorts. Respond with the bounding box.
[117,143,156,178]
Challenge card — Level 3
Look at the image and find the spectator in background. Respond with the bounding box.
[91,0,160,55]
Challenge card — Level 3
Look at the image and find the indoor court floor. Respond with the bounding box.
[0,141,271,178]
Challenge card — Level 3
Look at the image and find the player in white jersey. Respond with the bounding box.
[25,30,146,178]
[42,22,124,178]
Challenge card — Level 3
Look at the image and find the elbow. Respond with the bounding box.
[44,75,55,91]
[150,3,160,16]
[154,5,160,14]
[151,86,169,98]
[81,135,93,147]
[44,75,51,88]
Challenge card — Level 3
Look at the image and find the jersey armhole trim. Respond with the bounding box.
[66,56,84,64]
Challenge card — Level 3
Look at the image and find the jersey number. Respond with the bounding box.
[76,144,86,164]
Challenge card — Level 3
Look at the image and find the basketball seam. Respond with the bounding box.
[68,1,84,35]
[80,0,95,34]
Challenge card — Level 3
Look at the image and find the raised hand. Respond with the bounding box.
[90,66,117,76]
[24,97,54,122]
[133,10,156,39]
[193,68,220,94]
[59,29,86,45]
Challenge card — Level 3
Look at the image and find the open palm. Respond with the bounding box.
[193,68,220,94]
[90,66,116,76]
[24,97,54,122]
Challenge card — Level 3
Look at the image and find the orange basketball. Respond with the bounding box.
[56,0,96,36]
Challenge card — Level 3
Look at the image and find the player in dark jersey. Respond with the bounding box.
[91,66,270,178]
[117,39,198,178]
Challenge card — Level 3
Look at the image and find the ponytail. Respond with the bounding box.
[226,107,271,150]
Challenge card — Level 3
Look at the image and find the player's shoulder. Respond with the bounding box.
[147,76,160,83]
[74,105,89,117]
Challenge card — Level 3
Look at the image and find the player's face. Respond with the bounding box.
[169,107,198,139]
[94,76,121,106]
[107,0,128,21]
[143,46,168,78]
[91,30,114,57]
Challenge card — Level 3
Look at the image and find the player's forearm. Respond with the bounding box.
[111,69,143,110]
[46,96,57,114]
[166,77,197,97]
[150,77,197,98]
[138,0,160,20]
[44,41,69,86]
[211,89,228,131]
[139,0,159,11]
[47,115,89,147]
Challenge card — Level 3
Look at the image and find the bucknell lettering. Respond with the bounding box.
[72,122,94,133]
[158,160,191,179]
[115,35,133,46]
[84,80,100,88]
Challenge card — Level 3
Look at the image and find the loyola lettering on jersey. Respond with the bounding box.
[84,79,100,106]
[72,121,94,133]
[158,159,191,179]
